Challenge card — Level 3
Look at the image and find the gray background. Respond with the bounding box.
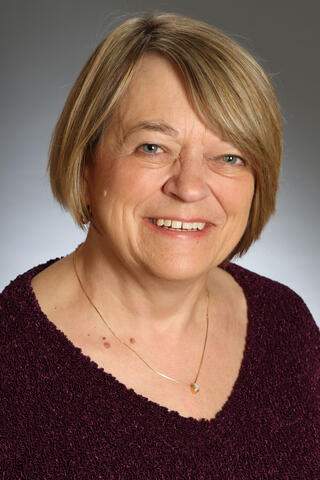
[1,0,319,326]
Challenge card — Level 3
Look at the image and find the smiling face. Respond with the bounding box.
[84,53,255,281]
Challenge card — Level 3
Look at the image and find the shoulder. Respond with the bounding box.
[0,258,61,338]
[226,261,315,315]
[226,262,320,363]
[225,262,295,296]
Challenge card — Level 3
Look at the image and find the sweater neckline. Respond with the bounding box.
[24,257,255,429]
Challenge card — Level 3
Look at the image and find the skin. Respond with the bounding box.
[76,52,255,342]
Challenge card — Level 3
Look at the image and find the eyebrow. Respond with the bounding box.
[121,121,179,145]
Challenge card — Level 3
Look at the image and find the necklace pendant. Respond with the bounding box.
[190,382,200,394]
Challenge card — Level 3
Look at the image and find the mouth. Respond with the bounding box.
[148,218,208,232]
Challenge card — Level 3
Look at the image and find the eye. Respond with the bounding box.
[221,155,244,165]
[139,144,164,154]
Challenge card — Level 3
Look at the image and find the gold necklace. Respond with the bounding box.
[73,245,210,394]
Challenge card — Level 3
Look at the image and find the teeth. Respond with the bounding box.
[172,220,182,228]
[152,219,206,231]
[183,222,193,230]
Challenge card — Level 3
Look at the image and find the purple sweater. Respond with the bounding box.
[1,259,319,479]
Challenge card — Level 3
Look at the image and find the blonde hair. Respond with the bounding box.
[48,12,282,259]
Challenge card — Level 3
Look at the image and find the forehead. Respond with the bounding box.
[116,53,196,128]
[108,53,244,156]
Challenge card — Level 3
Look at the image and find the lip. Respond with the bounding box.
[143,217,212,239]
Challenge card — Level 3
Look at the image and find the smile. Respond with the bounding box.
[149,218,206,231]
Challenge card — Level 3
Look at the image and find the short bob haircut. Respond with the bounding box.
[49,12,282,260]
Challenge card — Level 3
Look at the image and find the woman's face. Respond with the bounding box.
[85,53,255,281]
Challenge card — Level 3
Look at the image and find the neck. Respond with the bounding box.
[74,238,210,342]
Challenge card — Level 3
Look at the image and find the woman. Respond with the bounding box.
[1,12,319,479]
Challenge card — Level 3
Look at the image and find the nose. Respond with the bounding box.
[162,149,210,203]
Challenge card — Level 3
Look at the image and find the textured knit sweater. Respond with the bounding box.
[0,259,319,479]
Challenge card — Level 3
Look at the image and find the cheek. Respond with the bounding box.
[221,175,255,219]
[107,163,160,204]
[243,175,255,208]
[86,162,109,203]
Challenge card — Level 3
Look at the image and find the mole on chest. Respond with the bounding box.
[100,336,136,350]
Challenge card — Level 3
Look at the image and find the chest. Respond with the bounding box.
[49,306,248,421]
[31,262,249,422]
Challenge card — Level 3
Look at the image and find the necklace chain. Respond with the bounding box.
[73,245,210,394]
